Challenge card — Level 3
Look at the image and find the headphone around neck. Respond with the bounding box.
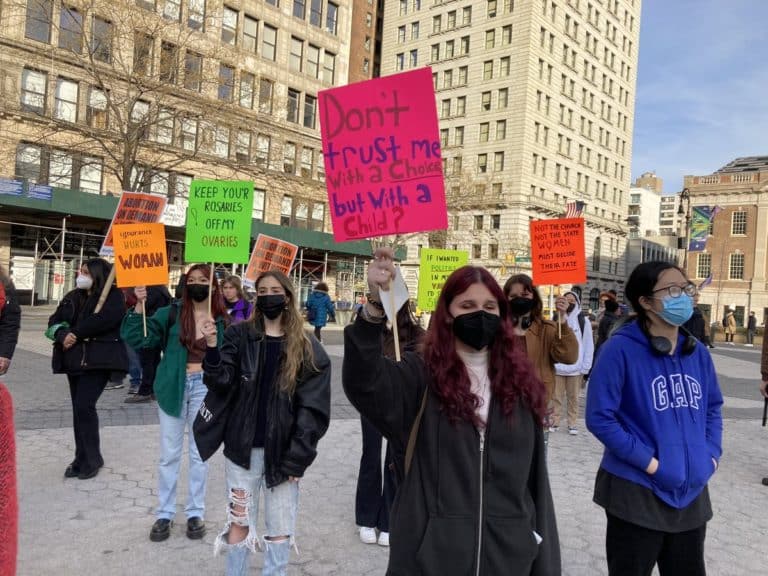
[647,325,698,356]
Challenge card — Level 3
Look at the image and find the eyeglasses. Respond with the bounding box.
[652,283,697,298]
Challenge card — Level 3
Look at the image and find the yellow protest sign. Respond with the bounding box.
[417,248,468,312]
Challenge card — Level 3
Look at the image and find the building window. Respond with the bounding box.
[262,24,277,61]
[134,33,154,77]
[283,142,297,174]
[323,52,336,83]
[485,29,495,50]
[500,56,510,76]
[188,0,205,31]
[281,195,294,225]
[25,0,53,43]
[488,244,499,259]
[440,129,449,147]
[307,44,321,78]
[184,52,202,91]
[494,151,504,171]
[396,53,404,71]
[696,253,712,279]
[496,120,506,140]
[54,78,78,122]
[130,100,149,139]
[366,13,372,27]
[287,89,300,123]
[728,253,745,280]
[477,154,488,174]
[491,214,500,229]
[411,22,419,39]
[290,36,304,71]
[326,2,338,34]
[399,0,408,15]
[432,15,441,33]
[222,6,238,45]
[303,94,317,128]
[502,24,512,44]
[235,131,251,163]
[498,88,508,108]
[479,123,489,142]
[21,69,47,115]
[156,107,174,145]
[481,91,491,111]
[164,0,182,21]
[180,117,198,151]
[253,188,266,220]
[445,40,454,58]
[218,64,235,101]
[49,150,73,188]
[593,237,601,272]
[214,125,230,158]
[483,60,494,80]
[455,126,464,145]
[300,147,313,177]
[293,0,306,19]
[259,78,274,113]
[15,144,42,183]
[488,0,497,17]
[87,87,108,128]
[473,215,484,230]
[409,49,418,68]
[311,203,324,231]
[91,17,112,63]
[731,211,747,235]
[51,8,84,54]
[310,0,323,27]
[430,44,439,61]
[239,72,254,108]
[472,244,482,259]
[243,15,258,53]
[160,42,178,83]
[255,134,271,166]
[79,158,103,193]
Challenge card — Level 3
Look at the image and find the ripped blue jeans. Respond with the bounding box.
[215,449,299,576]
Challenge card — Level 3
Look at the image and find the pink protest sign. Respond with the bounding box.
[319,68,447,242]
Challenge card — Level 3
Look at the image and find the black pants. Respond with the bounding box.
[606,512,707,576]
[314,326,322,342]
[138,347,162,396]
[355,416,396,532]
[725,332,733,342]
[68,371,108,473]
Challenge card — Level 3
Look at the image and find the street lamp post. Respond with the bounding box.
[678,188,692,271]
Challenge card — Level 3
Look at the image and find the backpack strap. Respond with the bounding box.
[404,386,429,477]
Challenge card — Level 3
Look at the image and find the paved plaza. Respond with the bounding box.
[6,306,768,575]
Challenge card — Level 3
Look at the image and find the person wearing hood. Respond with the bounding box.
[553,291,594,435]
[586,261,723,576]
[305,282,336,343]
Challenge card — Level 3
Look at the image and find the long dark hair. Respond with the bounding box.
[625,261,684,331]
[503,273,544,321]
[179,264,227,351]
[423,266,547,425]
[84,258,112,298]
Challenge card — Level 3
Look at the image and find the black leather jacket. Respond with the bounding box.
[203,322,331,488]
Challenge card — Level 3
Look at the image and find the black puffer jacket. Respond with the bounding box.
[48,288,128,374]
[0,281,20,359]
[203,321,331,488]
[343,317,561,576]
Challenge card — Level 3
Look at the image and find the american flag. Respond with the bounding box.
[564,200,585,218]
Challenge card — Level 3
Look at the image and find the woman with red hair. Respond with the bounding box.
[122,264,228,543]
[343,249,560,575]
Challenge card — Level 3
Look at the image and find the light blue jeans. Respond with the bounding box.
[156,371,209,521]
[216,449,299,576]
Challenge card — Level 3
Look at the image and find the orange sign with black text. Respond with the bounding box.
[113,223,169,288]
[530,218,586,286]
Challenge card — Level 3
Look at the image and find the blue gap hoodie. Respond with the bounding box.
[585,320,723,509]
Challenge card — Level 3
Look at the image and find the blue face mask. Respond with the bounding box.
[657,294,694,326]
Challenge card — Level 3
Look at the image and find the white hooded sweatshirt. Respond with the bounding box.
[554,291,594,377]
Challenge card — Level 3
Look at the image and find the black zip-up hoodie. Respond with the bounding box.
[343,316,561,576]
[203,321,331,487]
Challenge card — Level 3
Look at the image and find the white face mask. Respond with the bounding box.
[76,275,93,290]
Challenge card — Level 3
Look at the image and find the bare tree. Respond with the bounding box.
[3,0,262,193]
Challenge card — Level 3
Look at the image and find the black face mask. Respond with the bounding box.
[566,303,576,314]
[452,310,501,351]
[187,284,209,302]
[257,294,286,320]
[509,297,535,316]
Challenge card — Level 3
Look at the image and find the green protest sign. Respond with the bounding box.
[184,180,253,263]
[417,248,469,312]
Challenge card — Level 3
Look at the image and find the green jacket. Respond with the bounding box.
[121,304,226,418]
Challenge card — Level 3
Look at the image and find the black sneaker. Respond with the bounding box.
[124,394,152,404]
[762,477,768,487]
[64,461,80,478]
[150,519,172,542]
[186,517,206,540]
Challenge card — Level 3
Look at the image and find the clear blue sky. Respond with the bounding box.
[632,0,768,193]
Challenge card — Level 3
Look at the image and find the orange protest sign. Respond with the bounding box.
[244,234,299,286]
[112,223,169,288]
[530,218,586,286]
[100,192,167,256]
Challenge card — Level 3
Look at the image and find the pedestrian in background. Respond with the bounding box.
[760,333,768,487]
[202,270,330,576]
[587,261,723,576]
[724,308,736,344]
[682,292,713,349]
[121,264,227,543]
[305,282,335,343]
[355,301,425,548]
[553,291,594,435]
[502,274,578,424]
[344,249,560,575]
[48,258,127,480]
[747,311,757,346]
[221,275,253,324]
[0,265,21,376]
[594,298,621,360]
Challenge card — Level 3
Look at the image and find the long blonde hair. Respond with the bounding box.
[252,271,315,395]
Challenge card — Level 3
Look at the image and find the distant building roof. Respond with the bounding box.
[716,156,768,173]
